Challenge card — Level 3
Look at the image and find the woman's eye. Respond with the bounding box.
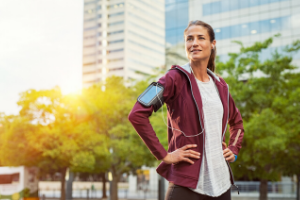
[187,38,192,41]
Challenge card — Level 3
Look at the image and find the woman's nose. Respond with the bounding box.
[192,39,198,46]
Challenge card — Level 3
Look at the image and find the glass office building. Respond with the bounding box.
[165,0,300,68]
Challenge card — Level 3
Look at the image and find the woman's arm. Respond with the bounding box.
[128,70,201,163]
[128,101,168,160]
[128,70,179,160]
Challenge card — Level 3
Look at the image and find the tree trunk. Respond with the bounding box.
[60,168,67,200]
[66,170,74,200]
[297,174,300,200]
[101,173,107,199]
[259,179,268,200]
[110,172,120,200]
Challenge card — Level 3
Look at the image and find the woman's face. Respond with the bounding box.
[185,25,216,62]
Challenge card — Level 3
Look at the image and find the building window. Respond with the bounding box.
[107,48,124,53]
[128,30,164,47]
[84,1,98,6]
[83,44,95,48]
[84,23,101,31]
[83,70,100,75]
[84,53,96,57]
[108,39,124,44]
[107,58,123,63]
[83,62,96,66]
[108,21,124,27]
[107,3,124,9]
[83,60,102,66]
[84,18,96,22]
[214,16,290,40]
[129,21,164,39]
[202,0,288,16]
[109,67,124,71]
[128,58,155,69]
[108,12,124,18]
[128,3,161,21]
[84,6,101,14]
[129,39,164,54]
[128,13,164,31]
[84,15,102,22]
[108,30,124,35]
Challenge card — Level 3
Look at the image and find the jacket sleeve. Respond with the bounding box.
[128,70,181,160]
[227,93,244,156]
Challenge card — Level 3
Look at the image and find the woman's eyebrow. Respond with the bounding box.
[187,34,205,37]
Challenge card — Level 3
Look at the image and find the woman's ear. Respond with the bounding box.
[212,40,216,49]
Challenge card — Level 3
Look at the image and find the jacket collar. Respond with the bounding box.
[180,63,220,82]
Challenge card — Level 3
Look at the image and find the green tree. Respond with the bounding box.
[217,36,300,200]
[79,76,167,200]
[0,115,42,166]
[271,41,300,199]
[12,87,108,200]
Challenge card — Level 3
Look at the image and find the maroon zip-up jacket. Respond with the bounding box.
[128,63,244,189]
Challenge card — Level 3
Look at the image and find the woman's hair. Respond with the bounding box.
[184,20,216,72]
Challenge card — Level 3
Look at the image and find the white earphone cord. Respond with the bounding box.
[155,83,204,137]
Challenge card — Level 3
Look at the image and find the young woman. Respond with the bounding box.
[128,20,244,200]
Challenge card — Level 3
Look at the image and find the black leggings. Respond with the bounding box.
[165,183,231,200]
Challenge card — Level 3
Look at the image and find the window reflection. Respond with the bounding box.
[221,0,231,13]
[203,0,288,16]
[214,16,291,40]
[218,45,298,63]
[165,0,189,45]
[230,0,239,11]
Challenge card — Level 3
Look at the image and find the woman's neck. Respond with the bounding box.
[190,60,209,82]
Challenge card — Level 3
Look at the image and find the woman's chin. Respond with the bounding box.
[190,57,202,62]
[189,55,209,62]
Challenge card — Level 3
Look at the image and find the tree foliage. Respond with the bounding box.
[217,36,300,200]
[0,74,168,200]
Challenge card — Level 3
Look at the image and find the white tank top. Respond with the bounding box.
[190,75,231,197]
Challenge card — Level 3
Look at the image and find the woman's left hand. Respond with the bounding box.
[222,142,235,162]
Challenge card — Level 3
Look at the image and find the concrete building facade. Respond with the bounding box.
[83,0,165,88]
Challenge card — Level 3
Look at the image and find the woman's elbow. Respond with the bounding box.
[128,110,136,124]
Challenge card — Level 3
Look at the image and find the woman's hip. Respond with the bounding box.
[165,182,231,200]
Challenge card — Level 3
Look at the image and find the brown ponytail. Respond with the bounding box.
[184,20,216,72]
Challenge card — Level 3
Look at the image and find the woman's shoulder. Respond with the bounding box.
[157,65,188,88]
[164,65,186,79]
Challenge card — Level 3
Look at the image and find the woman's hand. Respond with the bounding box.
[162,144,200,165]
[222,142,235,162]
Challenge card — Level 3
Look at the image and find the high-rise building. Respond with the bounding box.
[83,0,165,88]
[165,0,300,68]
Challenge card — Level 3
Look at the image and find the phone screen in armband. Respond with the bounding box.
[138,83,164,108]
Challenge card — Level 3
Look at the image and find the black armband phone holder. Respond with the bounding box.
[137,82,164,112]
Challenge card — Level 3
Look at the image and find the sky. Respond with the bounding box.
[0,0,83,115]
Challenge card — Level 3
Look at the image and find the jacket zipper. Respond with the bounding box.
[175,67,204,133]
[226,161,239,194]
[175,67,205,188]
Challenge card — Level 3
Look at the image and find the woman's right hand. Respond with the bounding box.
[162,144,200,165]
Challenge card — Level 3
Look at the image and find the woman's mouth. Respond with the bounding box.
[191,49,202,53]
